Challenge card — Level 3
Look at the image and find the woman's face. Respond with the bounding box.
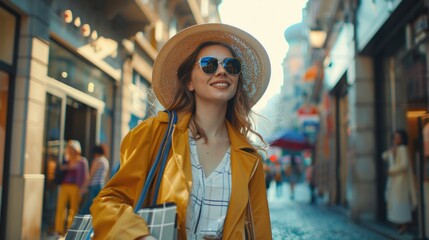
[189,45,239,107]
[393,132,402,146]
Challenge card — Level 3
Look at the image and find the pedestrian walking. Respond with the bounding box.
[305,161,316,204]
[90,23,272,239]
[274,160,283,198]
[382,129,417,234]
[79,144,110,214]
[286,155,302,200]
[263,160,274,190]
[54,140,89,237]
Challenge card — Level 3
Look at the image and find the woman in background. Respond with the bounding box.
[80,144,109,214]
[55,140,89,237]
[382,130,417,234]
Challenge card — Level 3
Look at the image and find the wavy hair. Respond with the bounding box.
[166,42,265,147]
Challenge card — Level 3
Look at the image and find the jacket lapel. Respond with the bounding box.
[171,112,193,189]
[160,111,193,192]
[222,121,259,239]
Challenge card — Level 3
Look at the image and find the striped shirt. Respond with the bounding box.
[186,136,232,239]
[89,156,109,186]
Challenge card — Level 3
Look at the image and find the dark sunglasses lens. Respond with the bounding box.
[200,57,218,74]
[223,58,241,74]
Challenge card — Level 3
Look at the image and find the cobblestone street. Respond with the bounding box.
[267,182,389,240]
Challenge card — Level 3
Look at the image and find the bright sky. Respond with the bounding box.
[219,0,308,111]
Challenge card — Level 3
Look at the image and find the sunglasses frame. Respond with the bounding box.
[197,56,242,75]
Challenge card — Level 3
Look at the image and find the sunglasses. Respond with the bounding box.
[197,56,241,75]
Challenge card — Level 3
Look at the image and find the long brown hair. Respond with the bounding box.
[167,42,265,146]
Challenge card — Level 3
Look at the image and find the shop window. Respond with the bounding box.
[402,45,427,104]
[48,40,115,110]
[130,71,151,120]
[47,40,115,165]
[0,8,15,65]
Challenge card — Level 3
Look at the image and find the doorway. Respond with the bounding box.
[417,115,429,239]
[332,75,350,208]
[41,92,99,238]
[64,97,97,159]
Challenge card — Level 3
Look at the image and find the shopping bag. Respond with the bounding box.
[63,214,92,240]
[64,110,178,240]
[135,202,177,239]
[65,202,177,240]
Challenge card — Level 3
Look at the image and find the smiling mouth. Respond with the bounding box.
[210,82,230,87]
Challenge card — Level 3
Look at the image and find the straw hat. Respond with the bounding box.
[152,23,271,108]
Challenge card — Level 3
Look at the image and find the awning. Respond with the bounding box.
[268,129,313,152]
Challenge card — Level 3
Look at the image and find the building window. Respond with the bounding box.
[129,71,151,129]
[47,39,116,163]
[48,40,115,109]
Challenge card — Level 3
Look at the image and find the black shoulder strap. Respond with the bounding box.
[135,110,178,210]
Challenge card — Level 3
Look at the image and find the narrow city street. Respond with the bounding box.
[268,182,389,240]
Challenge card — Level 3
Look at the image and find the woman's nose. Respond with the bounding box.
[215,61,227,75]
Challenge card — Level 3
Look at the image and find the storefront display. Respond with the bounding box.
[0,4,17,237]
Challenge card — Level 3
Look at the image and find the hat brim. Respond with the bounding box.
[152,23,271,108]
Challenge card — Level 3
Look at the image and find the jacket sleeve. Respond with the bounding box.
[381,150,391,161]
[389,146,409,175]
[90,119,156,240]
[249,156,272,239]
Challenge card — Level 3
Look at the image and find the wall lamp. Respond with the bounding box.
[309,27,327,48]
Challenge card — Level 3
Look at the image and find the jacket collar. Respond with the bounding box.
[156,110,192,133]
[164,110,258,152]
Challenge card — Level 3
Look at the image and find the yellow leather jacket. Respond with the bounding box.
[91,111,272,239]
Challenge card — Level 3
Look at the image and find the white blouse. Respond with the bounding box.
[186,136,232,239]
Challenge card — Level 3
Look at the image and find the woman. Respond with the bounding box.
[91,23,272,239]
[382,130,417,234]
[80,145,109,214]
[55,140,89,236]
